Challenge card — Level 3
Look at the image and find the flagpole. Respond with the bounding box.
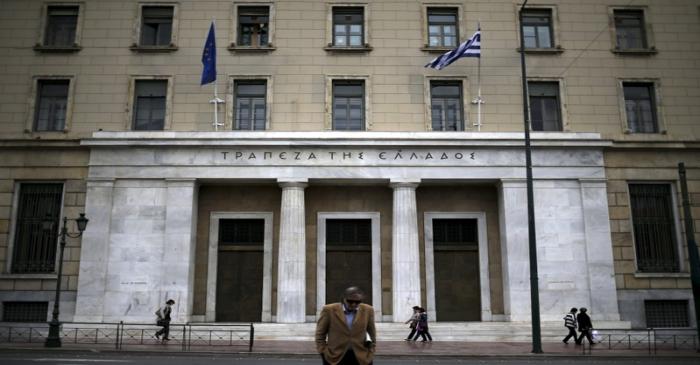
[210,18,223,131]
[475,23,482,131]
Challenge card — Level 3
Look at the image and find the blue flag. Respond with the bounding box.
[201,22,216,85]
[425,29,480,70]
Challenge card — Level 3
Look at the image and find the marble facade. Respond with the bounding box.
[74,131,621,323]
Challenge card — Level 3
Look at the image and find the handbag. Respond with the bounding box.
[156,319,166,326]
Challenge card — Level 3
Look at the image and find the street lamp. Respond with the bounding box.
[44,213,89,348]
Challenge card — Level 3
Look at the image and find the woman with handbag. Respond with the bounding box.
[404,306,420,340]
[155,299,175,342]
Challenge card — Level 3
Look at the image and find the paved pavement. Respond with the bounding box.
[1,339,698,358]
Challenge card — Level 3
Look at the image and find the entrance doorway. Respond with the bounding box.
[424,212,491,322]
[325,219,373,304]
[215,218,263,322]
[316,212,382,319]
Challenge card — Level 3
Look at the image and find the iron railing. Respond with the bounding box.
[0,322,254,352]
[581,328,698,355]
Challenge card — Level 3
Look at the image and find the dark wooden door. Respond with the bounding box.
[325,219,373,305]
[216,219,264,322]
[433,218,481,321]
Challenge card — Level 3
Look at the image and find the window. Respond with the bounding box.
[34,80,69,132]
[427,7,458,47]
[614,9,647,49]
[645,300,689,327]
[528,81,562,131]
[2,302,49,322]
[332,81,364,131]
[11,183,63,274]
[623,82,658,133]
[433,219,477,246]
[237,6,269,47]
[326,219,371,246]
[521,9,553,49]
[629,184,679,273]
[219,219,264,245]
[234,80,267,130]
[43,5,79,47]
[133,80,167,130]
[430,81,464,131]
[139,6,173,46]
[333,7,364,47]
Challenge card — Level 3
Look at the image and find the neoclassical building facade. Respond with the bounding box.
[0,0,698,330]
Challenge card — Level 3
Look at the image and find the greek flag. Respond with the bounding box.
[425,29,480,70]
[201,22,217,85]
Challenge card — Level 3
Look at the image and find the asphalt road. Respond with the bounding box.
[0,353,699,365]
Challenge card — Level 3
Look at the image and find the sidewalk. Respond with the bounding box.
[1,340,698,358]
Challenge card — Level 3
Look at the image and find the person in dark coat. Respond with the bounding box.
[562,307,578,344]
[576,307,594,345]
[155,299,175,342]
[412,307,433,342]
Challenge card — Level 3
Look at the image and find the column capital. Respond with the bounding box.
[278,178,308,189]
[389,179,420,189]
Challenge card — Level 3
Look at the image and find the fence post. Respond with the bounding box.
[182,323,187,351]
[249,323,254,352]
[647,328,651,355]
[115,322,120,350]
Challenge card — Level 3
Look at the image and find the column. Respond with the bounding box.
[498,179,532,321]
[276,180,308,323]
[163,179,198,323]
[74,178,115,322]
[580,179,621,321]
[391,180,421,322]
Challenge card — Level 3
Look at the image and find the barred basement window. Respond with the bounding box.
[12,183,63,273]
[326,219,371,247]
[645,300,689,328]
[2,302,48,322]
[629,184,679,272]
[433,219,477,246]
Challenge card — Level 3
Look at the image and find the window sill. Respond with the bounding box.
[324,45,373,53]
[228,44,276,52]
[34,45,82,53]
[612,48,657,55]
[623,129,666,135]
[519,47,564,54]
[421,46,454,54]
[634,272,689,278]
[0,273,57,280]
[129,45,179,53]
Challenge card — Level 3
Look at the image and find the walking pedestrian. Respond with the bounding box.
[576,307,594,345]
[412,307,433,342]
[562,307,577,344]
[404,306,420,341]
[155,299,175,342]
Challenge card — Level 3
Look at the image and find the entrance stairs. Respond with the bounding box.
[225,321,633,342]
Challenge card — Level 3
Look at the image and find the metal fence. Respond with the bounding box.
[581,328,698,355]
[0,322,254,352]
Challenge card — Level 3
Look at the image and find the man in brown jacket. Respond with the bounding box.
[315,287,376,365]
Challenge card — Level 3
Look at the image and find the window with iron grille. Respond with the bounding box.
[332,80,364,131]
[623,82,658,133]
[34,80,69,132]
[430,81,464,131]
[428,8,458,47]
[219,219,264,246]
[432,219,477,246]
[234,81,267,130]
[614,9,647,49]
[2,302,49,322]
[326,219,371,247]
[44,6,79,46]
[521,9,553,49]
[12,183,63,273]
[133,80,167,130]
[238,6,269,47]
[645,300,689,327]
[629,184,679,272]
[140,6,173,46]
[333,7,364,47]
[528,81,562,131]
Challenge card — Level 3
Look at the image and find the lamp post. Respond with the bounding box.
[44,213,88,348]
[518,0,543,354]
